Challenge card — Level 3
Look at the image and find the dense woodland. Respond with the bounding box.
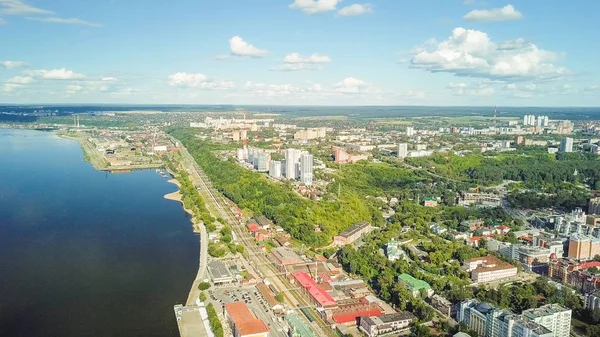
[170,128,416,245]
[407,151,600,188]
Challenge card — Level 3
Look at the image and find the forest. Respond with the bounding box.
[169,128,385,245]
[406,150,600,188]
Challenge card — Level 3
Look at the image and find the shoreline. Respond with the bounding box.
[58,132,163,172]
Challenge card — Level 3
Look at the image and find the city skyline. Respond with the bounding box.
[1,0,599,106]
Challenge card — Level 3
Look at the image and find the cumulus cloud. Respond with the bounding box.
[447,82,495,96]
[6,75,34,84]
[0,0,53,15]
[289,0,340,14]
[168,72,235,90]
[410,27,569,82]
[3,75,34,92]
[26,16,101,27]
[27,68,86,80]
[65,84,84,96]
[284,53,331,64]
[244,81,301,97]
[101,77,117,81]
[271,53,331,71]
[337,4,372,16]
[229,36,268,58]
[334,77,370,93]
[464,4,523,22]
[2,60,28,69]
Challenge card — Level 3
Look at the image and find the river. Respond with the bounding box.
[0,129,198,337]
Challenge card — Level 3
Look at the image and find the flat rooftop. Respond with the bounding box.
[338,221,370,237]
[207,260,233,280]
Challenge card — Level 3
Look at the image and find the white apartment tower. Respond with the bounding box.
[560,137,573,153]
[522,304,572,337]
[397,143,408,159]
[284,148,301,179]
[269,161,282,179]
[300,153,314,186]
[406,126,415,137]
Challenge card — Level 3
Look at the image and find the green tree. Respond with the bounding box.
[275,292,284,303]
[198,282,211,291]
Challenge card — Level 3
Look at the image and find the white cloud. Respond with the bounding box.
[26,16,101,27]
[271,63,320,72]
[65,84,84,96]
[271,53,332,71]
[168,72,235,90]
[337,4,372,16]
[403,90,426,98]
[0,0,53,15]
[410,27,569,82]
[244,81,301,97]
[3,75,34,92]
[229,36,268,58]
[334,77,370,93]
[214,54,230,61]
[2,60,28,69]
[447,82,494,96]
[284,53,331,64]
[7,75,34,84]
[289,0,340,14]
[464,4,523,22]
[27,68,86,80]
[101,77,117,81]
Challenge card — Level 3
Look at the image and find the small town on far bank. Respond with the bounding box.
[3,106,600,337]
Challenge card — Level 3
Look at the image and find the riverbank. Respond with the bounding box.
[58,133,163,172]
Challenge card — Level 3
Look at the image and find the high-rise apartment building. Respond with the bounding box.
[257,152,270,172]
[522,304,571,337]
[568,234,600,260]
[458,300,568,337]
[560,137,573,153]
[268,160,281,179]
[284,148,301,179]
[406,126,415,137]
[300,153,314,186]
[589,197,600,215]
[397,143,408,159]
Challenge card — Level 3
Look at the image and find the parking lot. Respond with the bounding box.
[207,285,287,337]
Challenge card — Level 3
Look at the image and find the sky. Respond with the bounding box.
[0,0,599,106]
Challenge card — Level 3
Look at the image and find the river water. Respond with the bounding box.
[0,129,198,337]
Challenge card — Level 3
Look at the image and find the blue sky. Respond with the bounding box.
[1,0,599,106]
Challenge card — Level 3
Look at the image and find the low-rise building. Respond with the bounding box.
[358,312,416,337]
[207,260,234,284]
[334,222,373,246]
[463,256,518,283]
[397,273,434,297]
[386,238,405,261]
[292,272,337,309]
[286,312,317,337]
[271,247,302,267]
[585,290,600,311]
[256,283,284,314]
[224,301,270,337]
[429,294,454,317]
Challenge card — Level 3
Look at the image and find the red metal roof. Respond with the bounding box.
[247,223,259,232]
[225,302,269,336]
[293,272,336,307]
[333,309,383,324]
[581,261,600,270]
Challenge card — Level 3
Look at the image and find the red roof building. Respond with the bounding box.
[247,223,259,232]
[293,272,336,308]
[332,303,383,324]
[224,302,269,337]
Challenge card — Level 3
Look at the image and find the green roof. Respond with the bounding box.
[398,273,432,291]
[425,197,437,201]
[286,313,317,337]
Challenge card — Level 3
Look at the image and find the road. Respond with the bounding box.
[172,136,337,337]
[186,222,208,306]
